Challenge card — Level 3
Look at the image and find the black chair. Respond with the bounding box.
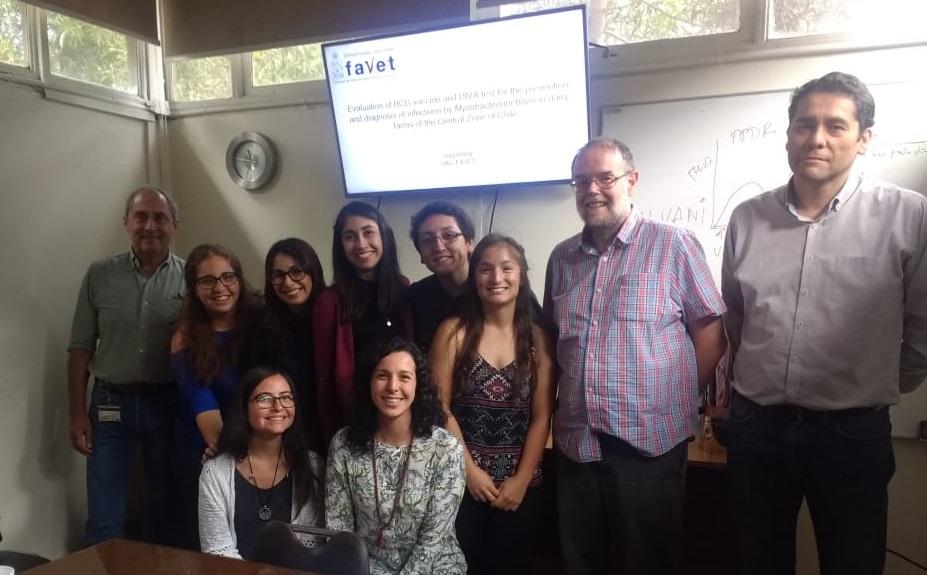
[0,551,50,572]
[248,521,368,575]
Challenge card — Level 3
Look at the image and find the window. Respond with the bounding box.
[768,0,927,40]
[251,43,325,87]
[170,56,233,101]
[499,0,740,46]
[0,0,26,67]
[46,11,137,93]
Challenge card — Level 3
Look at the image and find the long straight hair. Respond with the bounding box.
[452,234,539,396]
[177,244,259,382]
[218,367,322,513]
[261,238,326,354]
[331,201,405,322]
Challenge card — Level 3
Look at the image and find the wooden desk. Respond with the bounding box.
[687,432,727,468]
[29,539,318,575]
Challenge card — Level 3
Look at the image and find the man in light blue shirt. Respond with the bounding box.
[68,187,185,546]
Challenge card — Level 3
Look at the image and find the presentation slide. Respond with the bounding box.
[323,7,590,196]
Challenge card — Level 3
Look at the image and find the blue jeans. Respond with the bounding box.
[557,437,687,575]
[84,383,177,547]
[727,393,895,575]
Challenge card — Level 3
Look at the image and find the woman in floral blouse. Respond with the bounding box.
[325,338,466,575]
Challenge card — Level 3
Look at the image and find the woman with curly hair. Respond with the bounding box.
[430,234,555,574]
[325,338,466,575]
[242,238,326,451]
[170,243,260,549]
[314,201,413,447]
[199,366,324,559]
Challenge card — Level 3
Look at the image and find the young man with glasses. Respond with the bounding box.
[544,138,726,575]
[408,201,476,350]
[67,187,185,547]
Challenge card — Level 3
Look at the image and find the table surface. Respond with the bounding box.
[28,538,318,575]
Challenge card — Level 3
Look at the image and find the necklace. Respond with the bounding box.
[247,445,283,521]
[371,435,413,549]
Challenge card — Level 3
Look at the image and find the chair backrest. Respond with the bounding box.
[248,521,369,575]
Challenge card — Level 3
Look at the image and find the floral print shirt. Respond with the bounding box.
[325,426,466,574]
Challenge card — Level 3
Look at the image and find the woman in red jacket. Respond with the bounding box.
[313,201,413,448]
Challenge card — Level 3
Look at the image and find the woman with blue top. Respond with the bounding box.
[199,366,324,559]
[430,234,555,575]
[170,243,260,549]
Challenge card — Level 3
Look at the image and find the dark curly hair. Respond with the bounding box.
[409,200,476,252]
[217,366,323,513]
[346,338,446,452]
[788,71,875,131]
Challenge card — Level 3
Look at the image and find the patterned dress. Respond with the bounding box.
[325,426,467,575]
[454,355,541,486]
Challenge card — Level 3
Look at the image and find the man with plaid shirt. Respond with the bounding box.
[544,138,726,575]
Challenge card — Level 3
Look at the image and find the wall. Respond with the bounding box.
[168,43,927,437]
[0,80,155,557]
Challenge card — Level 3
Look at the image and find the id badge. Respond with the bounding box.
[98,405,122,423]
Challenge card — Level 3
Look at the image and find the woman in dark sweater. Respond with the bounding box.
[313,201,413,447]
[242,238,326,451]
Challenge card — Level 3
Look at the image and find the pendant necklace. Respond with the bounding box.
[371,434,413,549]
[247,445,283,521]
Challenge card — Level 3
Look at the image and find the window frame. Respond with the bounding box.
[0,2,155,120]
[0,0,33,77]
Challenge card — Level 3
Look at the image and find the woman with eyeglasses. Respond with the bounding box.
[325,338,466,574]
[199,366,324,559]
[314,201,413,448]
[170,243,261,549]
[430,234,555,575]
[242,238,326,452]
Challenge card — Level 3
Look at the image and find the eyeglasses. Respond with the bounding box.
[570,171,634,192]
[420,230,464,250]
[269,267,307,286]
[195,272,239,290]
[251,392,296,409]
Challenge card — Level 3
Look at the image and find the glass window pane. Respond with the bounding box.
[0,0,27,67]
[769,0,927,39]
[252,43,325,87]
[170,56,233,101]
[46,11,136,93]
[500,0,740,46]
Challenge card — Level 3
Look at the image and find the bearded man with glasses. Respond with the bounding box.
[544,138,727,575]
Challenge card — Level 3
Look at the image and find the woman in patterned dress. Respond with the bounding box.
[430,234,555,574]
[325,337,467,574]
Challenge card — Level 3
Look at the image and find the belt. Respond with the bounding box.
[735,392,884,424]
[95,379,175,394]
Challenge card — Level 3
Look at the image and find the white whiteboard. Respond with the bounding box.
[601,83,927,284]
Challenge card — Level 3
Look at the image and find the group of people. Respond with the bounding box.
[66,71,925,575]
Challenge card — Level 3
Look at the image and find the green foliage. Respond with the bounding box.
[0,0,26,66]
[501,0,738,44]
[46,11,135,92]
[252,43,325,86]
[770,0,849,36]
[171,56,233,101]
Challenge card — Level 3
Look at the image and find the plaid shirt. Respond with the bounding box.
[544,209,724,460]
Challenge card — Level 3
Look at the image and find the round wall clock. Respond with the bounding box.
[226,132,278,191]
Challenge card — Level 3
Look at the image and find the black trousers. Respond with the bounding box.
[455,485,543,575]
[727,393,895,575]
